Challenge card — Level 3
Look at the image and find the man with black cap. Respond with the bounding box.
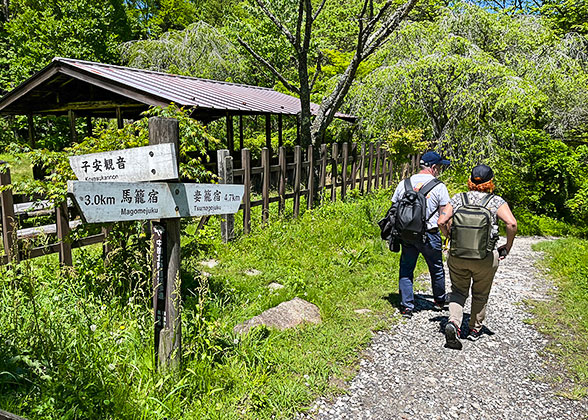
[391,151,451,318]
[438,164,518,350]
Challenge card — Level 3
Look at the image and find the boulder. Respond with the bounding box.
[233,297,321,334]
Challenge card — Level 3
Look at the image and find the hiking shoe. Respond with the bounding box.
[467,328,483,341]
[401,307,413,319]
[433,300,447,311]
[445,321,462,350]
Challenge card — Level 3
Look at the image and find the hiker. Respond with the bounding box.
[391,151,451,318]
[437,164,518,350]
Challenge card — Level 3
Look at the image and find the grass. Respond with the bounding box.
[0,188,433,419]
[527,238,588,399]
[0,153,33,183]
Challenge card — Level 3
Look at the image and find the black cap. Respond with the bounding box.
[470,164,494,184]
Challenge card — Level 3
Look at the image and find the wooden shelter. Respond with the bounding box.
[0,57,355,150]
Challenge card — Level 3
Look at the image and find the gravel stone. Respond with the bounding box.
[298,237,587,420]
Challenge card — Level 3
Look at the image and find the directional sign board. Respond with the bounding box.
[69,144,179,182]
[68,181,244,223]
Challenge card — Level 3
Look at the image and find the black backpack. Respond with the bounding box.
[394,178,442,244]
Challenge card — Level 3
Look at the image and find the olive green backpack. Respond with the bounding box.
[449,193,497,259]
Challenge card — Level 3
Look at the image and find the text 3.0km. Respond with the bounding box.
[81,194,116,206]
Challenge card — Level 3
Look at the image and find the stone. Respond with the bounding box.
[354,308,373,315]
[245,268,262,276]
[267,282,284,291]
[233,297,321,334]
[199,259,218,268]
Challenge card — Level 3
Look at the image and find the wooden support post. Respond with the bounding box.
[278,114,283,147]
[402,158,409,178]
[217,149,235,243]
[239,115,244,150]
[307,144,314,210]
[367,142,374,193]
[261,147,270,224]
[375,142,381,190]
[149,117,181,372]
[116,107,124,129]
[359,143,366,194]
[382,150,388,187]
[68,109,78,143]
[265,114,272,152]
[27,114,36,148]
[102,225,112,262]
[0,165,18,263]
[56,202,72,266]
[226,115,234,151]
[86,116,93,138]
[331,143,338,202]
[293,146,301,217]
[278,147,286,214]
[241,148,251,234]
[350,142,357,191]
[341,142,348,200]
[296,115,301,145]
[319,144,327,202]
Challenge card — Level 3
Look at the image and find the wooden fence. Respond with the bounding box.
[0,142,419,265]
[218,143,419,237]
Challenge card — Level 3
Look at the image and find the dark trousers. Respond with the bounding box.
[398,232,446,310]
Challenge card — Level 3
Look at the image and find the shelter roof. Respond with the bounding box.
[0,57,356,123]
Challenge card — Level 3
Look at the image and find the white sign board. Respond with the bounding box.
[68,181,244,223]
[69,144,179,182]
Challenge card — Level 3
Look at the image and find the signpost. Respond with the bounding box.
[67,117,243,371]
[67,181,243,223]
[69,143,179,182]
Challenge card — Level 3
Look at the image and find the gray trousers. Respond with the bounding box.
[447,250,499,331]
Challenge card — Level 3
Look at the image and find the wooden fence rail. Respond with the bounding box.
[223,141,417,236]
[1,142,419,264]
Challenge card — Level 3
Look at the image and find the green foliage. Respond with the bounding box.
[540,0,588,36]
[529,238,588,396]
[0,153,32,184]
[0,189,425,419]
[381,127,428,166]
[1,0,135,89]
[120,21,245,82]
[8,105,216,202]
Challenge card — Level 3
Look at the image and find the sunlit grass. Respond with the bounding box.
[527,238,588,399]
[0,188,433,419]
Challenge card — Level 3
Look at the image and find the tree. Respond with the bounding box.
[1,0,135,90]
[120,21,243,81]
[237,0,419,146]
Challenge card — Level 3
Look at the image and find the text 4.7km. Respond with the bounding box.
[82,194,116,206]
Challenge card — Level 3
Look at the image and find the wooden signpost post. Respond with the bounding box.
[67,117,244,371]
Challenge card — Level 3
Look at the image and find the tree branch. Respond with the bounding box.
[309,51,323,92]
[362,0,417,59]
[255,0,297,48]
[312,0,327,22]
[295,1,304,47]
[237,37,300,95]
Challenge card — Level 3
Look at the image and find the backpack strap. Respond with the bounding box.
[418,178,442,197]
[403,178,412,193]
[419,178,443,222]
[480,193,495,208]
[460,192,469,206]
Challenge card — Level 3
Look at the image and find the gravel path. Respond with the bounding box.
[299,236,588,420]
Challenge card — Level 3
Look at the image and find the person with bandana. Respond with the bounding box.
[437,164,518,350]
